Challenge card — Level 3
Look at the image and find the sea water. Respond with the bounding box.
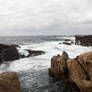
[0,36,91,92]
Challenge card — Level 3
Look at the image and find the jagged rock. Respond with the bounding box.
[0,44,20,62]
[0,44,45,63]
[75,35,92,46]
[19,49,45,58]
[0,44,10,53]
[0,72,21,92]
[48,51,69,82]
[1,46,20,61]
[63,42,71,45]
[27,50,45,57]
[64,39,72,41]
[59,39,74,45]
[11,44,20,48]
[48,51,92,92]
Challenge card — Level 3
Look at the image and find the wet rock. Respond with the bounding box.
[48,51,92,92]
[63,42,71,45]
[26,50,45,57]
[0,44,10,53]
[75,35,92,46]
[0,72,21,92]
[0,44,20,62]
[2,46,20,61]
[49,51,69,82]
[0,44,45,63]
[11,44,20,48]
[64,39,72,41]
[59,39,74,45]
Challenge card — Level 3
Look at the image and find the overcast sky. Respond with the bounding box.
[0,0,92,36]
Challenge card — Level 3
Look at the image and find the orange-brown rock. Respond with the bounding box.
[67,59,92,92]
[0,72,21,92]
[48,51,92,92]
[48,51,69,82]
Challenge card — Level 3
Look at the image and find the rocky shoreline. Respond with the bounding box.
[75,35,92,46]
[48,51,92,92]
[0,35,92,92]
[0,43,45,92]
[0,44,45,63]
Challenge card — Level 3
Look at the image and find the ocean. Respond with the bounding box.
[0,36,91,92]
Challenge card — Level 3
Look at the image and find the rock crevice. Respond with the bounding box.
[48,51,92,92]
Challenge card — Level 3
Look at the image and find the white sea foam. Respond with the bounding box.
[0,40,92,73]
[17,48,29,57]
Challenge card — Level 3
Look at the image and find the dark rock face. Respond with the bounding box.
[0,44,20,62]
[0,43,45,63]
[0,44,10,53]
[75,35,92,46]
[48,51,92,92]
[2,46,20,61]
[59,39,74,45]
[0,72,21,92]
[19,49,45,58]
[63,42,72,45]
[27,50,45,57]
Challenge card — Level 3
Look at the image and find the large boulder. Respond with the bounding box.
[0,44,20,62]
[48,51,92,92]
[77,52,92,81]
[48,51,69,82]
[1,46,20,61]
[0,72,21,92]
[0,44,10,53]
[67,59,92,92]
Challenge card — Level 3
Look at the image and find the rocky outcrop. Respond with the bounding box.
[0,72,21,92]
[48,51,92,92]
[0,44,45,63]
[0,44,20,62]
[59,39,74,45]
[2,46,20,61]
[26,50,45,57]
[75,35,92,46]
[48,51,69,82]
[63,42,72,45]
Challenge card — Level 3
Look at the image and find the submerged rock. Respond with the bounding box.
[0,72,21,92]
[48,51,92,92]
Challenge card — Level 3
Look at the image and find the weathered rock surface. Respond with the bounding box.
[48,51,92,92]
[75,35,92,46]
[63,42,72,45]
[27,50,45,57]
[0,44,20,62]
[0,44,45,63]
[2,46,20,61]
[0,72,21,92]
[59,39,74,45]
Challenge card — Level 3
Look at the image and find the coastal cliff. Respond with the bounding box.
[48,51,92,92]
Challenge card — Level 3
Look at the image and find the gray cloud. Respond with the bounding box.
[0,0,92,36]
